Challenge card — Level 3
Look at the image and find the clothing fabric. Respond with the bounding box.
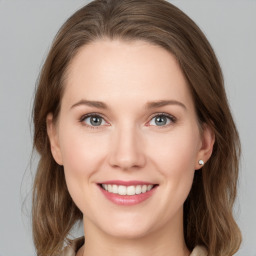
[60,236,208,256]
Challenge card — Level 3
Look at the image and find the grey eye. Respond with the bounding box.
[90,116,102,126]
[149,114,173,126]
[83,115,107,127]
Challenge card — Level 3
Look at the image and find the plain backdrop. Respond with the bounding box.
[0,1,255,256]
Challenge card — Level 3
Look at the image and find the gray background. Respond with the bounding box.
[0,1,255,255]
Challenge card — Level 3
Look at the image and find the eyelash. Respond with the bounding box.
[79,112,177,130]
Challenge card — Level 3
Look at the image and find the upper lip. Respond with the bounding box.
[98,180,156,186]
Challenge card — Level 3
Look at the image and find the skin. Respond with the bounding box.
[47,39,215,256]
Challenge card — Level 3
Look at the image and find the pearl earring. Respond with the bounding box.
[198,160,204,166]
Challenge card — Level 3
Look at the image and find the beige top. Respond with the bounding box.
[60,237,208,256]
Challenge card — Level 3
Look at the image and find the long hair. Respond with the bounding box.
[32,0,241,255]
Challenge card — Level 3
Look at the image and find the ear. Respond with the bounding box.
[195,123,215,170]
[46,113,63,165]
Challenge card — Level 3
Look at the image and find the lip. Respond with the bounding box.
[97,180,158,206]
[98,180,155,186]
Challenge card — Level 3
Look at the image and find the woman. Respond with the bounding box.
[32,0,241,255]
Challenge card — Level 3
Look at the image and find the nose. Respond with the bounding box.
[108,125,146,171]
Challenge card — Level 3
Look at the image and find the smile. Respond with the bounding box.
[101,184,154,196]
[98,181,158,206]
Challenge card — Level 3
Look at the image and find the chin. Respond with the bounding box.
[97,214,157,239]
[105,225,152,240]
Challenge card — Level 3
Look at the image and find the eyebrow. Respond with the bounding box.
[71,100,108,109]
[146,100,186,110]
[70,99,186,110]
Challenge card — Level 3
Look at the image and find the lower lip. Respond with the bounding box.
[99,185,157,206]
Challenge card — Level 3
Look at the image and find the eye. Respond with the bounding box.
[80,112,176,130]
[80,113,108,129]
[148,113,176,127]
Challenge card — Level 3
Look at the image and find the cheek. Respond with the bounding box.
[149,126,200,202]
[58,127,108,212]
[59,124,109,174]
[150,126,199,170]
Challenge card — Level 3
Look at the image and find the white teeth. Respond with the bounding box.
[107,184,113,193]
[112,184,118,193]
[142,185,147,193]
[127,186,135,195]
[135,185,142,194]
[147,185,153,191]
[102,184,154,195]
[118,185,126,195]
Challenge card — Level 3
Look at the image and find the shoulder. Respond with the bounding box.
[190,245,208,256]
[60,237,84,256]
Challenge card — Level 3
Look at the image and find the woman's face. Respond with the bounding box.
[47,39,213,239]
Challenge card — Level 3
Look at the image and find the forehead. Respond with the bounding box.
[63,39,194,110]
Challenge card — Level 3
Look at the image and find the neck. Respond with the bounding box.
[79,210,190,256]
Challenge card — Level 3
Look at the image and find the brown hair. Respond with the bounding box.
[32,0,241,255]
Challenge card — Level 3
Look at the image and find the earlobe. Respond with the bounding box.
[46,113,63,165]
[195,123,215,170]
